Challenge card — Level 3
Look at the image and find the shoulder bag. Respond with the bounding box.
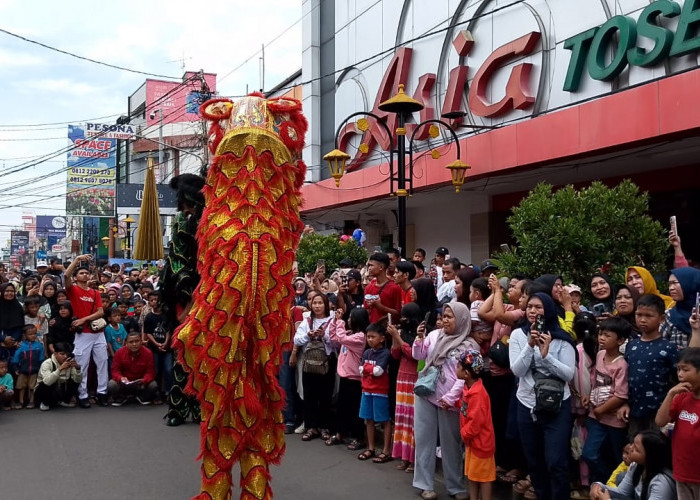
[89,289,107,332]
[413,365,440,397]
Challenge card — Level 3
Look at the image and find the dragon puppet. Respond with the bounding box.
[174,93,307,500]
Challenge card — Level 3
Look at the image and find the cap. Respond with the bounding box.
[36,260,48,268]
[101,270,112,277]
[565,284,582,294]
[338,258,354,268]
[435,247,449,256]
[480,259,498,271]
[458,349,484,374]
[346,269,362,281]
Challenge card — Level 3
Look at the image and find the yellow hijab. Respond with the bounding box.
[625,266,674,310]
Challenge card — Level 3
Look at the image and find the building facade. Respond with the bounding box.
[300,0,700,262]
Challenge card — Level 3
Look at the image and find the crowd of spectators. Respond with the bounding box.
[2,229,700,500]
[282,233,700,500]
[0,256,171,411]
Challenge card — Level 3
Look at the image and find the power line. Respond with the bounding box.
[0,27,179,79]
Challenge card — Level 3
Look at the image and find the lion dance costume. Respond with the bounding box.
[174,93,307,500]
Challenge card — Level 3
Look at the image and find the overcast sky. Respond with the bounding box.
[0,0,302,243]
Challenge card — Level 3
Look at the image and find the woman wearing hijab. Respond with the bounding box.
[40,280,59,319]
[509,292,576,500]
[0,283,26,360]
[614,284,641,337]
[625,266,674,310]
[412,277,438,328]
[534,274,576,337]
[412,302,472,500]
[589,273,615,316]
[662,266,700,349]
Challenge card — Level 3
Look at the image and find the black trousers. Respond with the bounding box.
[34,380,79,407]
[336,377,364,440]
[302,356,336,430]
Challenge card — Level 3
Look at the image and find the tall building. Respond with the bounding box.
[299,0,700,262]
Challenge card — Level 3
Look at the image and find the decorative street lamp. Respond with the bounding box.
[123,215,136,259]
[324,83,487,257]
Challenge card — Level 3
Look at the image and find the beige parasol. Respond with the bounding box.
[133,157,164,260]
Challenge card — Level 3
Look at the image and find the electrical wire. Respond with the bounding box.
[0,27,179,79]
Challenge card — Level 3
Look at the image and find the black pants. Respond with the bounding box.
[336,377,364,440]
[34,380,79,407]
[484,371,526,470]
[302,356,336,430]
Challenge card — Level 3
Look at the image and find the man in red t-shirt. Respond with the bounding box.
[363,253,402,324]
[65,254,108,408]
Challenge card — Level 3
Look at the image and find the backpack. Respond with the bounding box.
[302,318,330,375]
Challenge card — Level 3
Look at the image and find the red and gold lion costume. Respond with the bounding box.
[174,93,307,500]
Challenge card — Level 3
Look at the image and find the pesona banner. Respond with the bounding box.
[66,124,117,217]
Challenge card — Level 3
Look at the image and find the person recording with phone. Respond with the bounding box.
[509,292,576,500]
[34,342,82,411]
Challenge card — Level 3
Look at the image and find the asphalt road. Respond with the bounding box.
[0,404,516,500]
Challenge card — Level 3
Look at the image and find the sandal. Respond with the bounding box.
[405,464,415,473]
[320,430,331,441]
[301,429,320,442]
[346,439,364,451]
[357,449,375,461]
[513,479,532,494]
[498,469,522,484]
[372,452,392,464]
[325,434,343,446]
[396,460,410,470]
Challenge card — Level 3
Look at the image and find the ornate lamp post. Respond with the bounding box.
[324,84,478,257]
[123,215,136,259]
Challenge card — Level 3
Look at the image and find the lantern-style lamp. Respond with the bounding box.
[445,159,470,194]
[324,149,351,187]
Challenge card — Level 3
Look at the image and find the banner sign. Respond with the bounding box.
[66,124,117,216]
[85,122,136,140]
[36,216,67,247]
[116,183,178,215]
[10,230,29,256]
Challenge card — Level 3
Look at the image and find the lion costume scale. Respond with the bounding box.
[174,93,308,500]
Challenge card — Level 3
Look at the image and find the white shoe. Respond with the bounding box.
[136,396,151,406]
[39,403,50,411]
[294,424,305,434]
[59,401,76,408]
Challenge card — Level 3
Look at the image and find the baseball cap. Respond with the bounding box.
[435,247,449,256]
[346,269,362,281]
[36,260,48,268]
[338,258,354,268]
[565,284,582,295]
[481,259,498,272]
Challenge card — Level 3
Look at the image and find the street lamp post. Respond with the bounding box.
[152,108,164,173]
[324,84,476,258]
[123,215,136,259]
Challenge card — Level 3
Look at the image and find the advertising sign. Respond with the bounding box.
[145,72,216,127]
[85,122,136,140]
[10,230,29,256]
[116,183,178,215]
[66,124,116,216]
[36,215,67,247]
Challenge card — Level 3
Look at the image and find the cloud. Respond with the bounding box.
[0,48,45,67]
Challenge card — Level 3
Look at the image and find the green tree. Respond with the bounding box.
[495,180,667,286]
[296,232,368,275]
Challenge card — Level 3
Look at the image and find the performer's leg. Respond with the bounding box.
[240,450,272,500]
[195,443,233,500]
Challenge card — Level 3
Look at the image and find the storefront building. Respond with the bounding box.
[299,0,700,263]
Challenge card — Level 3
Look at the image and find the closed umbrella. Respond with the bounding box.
[133,157,164,260]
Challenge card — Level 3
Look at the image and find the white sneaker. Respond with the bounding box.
[136,396,151,406]
[294,424,306,434]
[39,403,50,411]
[59,401,76,408]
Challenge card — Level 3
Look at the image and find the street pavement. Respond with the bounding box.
[0,404,515,499]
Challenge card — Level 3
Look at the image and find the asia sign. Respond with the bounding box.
[564,0,700,91]
[66,124,116,216]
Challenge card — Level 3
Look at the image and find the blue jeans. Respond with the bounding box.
[278,350,297,425]
[152,350,173,395]
[517,398,572,500]
[582,417,627,484]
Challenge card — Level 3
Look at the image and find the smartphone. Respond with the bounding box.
[534,314,545,332]
[695,291,699,315]
[592,303,607,317]
[142,263,148,269]
[341,273,349,286]
[670,215,678,236]
[316,259,325,268]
